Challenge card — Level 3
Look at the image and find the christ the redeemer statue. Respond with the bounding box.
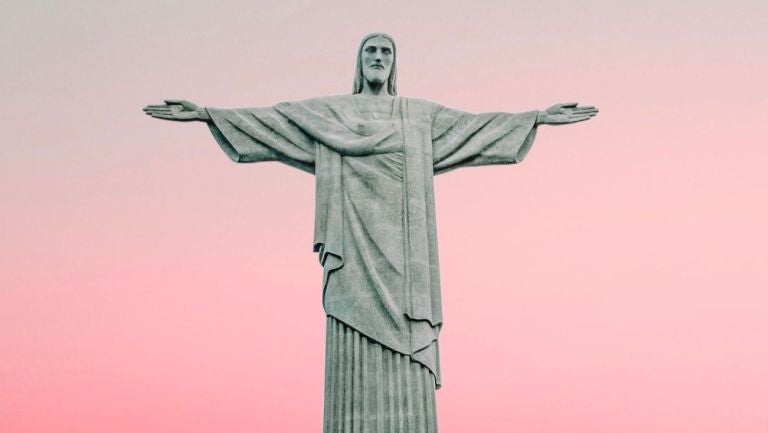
[144,32,598,433]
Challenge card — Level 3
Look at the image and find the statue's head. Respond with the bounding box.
[353,33,397,95]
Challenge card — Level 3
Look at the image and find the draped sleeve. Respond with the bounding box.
[206,106,316,174]
[431,105,539,175]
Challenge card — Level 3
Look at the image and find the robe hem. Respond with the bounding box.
[325,313,441,388]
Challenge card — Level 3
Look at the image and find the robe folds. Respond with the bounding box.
[206,95,538,388]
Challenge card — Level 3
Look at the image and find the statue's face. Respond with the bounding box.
[361,36,394,86]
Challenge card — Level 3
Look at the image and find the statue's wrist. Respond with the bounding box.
[536,111,548,125]
[196,108,211,122]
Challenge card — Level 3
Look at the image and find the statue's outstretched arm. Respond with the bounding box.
[143,99,211,122]
[536,102,598,125]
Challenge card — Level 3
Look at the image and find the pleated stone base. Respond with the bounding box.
[324,316,438,433]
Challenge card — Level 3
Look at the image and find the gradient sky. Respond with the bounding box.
[2,1,767,432]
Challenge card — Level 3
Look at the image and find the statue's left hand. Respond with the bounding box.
[537,102,598,125]
[143,99,208,121]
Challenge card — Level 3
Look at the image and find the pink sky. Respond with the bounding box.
[2,1,767,432]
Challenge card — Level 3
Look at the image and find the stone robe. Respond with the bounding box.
[206,95,538,387]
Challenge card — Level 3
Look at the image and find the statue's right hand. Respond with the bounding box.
[143,99,203,121]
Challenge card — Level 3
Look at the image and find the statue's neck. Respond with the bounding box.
[361,80,388,96]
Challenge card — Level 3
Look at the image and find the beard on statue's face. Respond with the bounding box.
[361,36,394,87]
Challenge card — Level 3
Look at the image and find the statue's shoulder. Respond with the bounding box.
[401,96,443,118]
[308,94,352,104]
[276,94,354,112]
[277,95,444,118]
[402,96,438,107]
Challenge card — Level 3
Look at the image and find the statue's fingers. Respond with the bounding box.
[568,114,592,121]
[151,112,176,119]
[144,110,172,116]
[144,106,172,112]
[144,109,173,115]
[144,105,172,110]
[573,112,597,118]
[573,108,598,115]
[576,115,595,122]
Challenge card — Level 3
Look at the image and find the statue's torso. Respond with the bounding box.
[323,95,409,345]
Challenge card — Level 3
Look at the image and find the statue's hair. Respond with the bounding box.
[353,32,397,95]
